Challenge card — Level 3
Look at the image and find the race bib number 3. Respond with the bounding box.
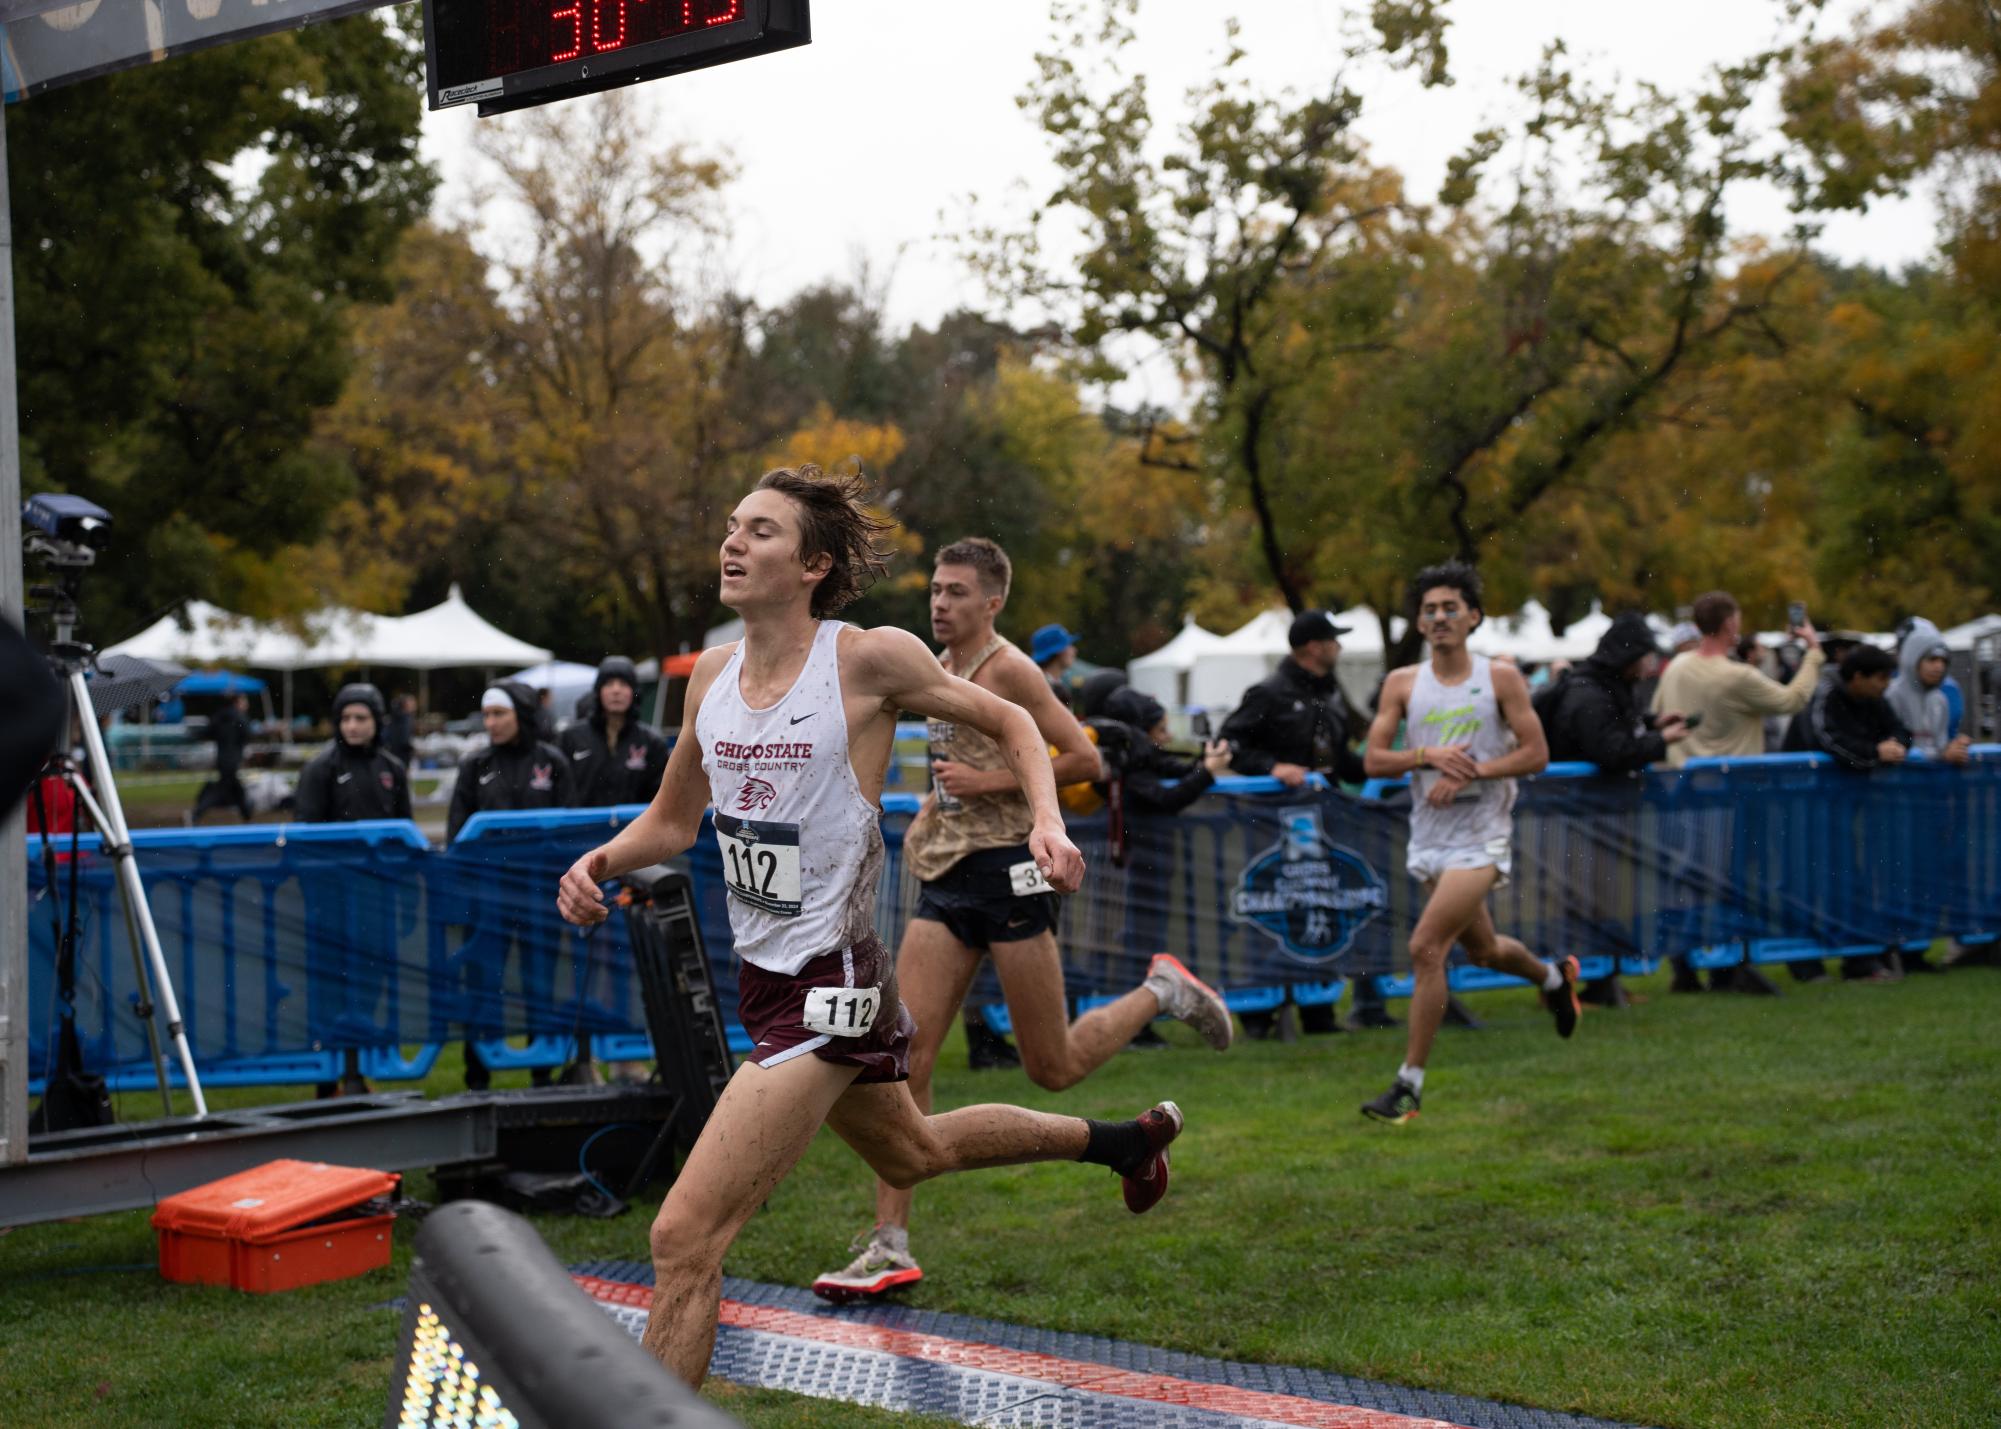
[714,813,803,917]
[803,986,880,1039]
[1008,858,1055,897]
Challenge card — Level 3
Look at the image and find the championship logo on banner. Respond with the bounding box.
[1231,805,1387,967]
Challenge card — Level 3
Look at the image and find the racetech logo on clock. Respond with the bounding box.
[734,776,778,813]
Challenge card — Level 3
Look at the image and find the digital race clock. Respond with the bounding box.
[423,0,809,116]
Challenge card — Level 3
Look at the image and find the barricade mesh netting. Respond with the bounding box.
[24,758,2001,1073]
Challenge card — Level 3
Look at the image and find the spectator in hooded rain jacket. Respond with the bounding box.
[560,656,670,807]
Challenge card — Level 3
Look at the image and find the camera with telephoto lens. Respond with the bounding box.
[23,493,112,568]
[23,493,114,670]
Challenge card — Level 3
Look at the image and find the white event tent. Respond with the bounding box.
[106,583,552,725]
[1126,618,1226,708]
[1943,614,2001,650]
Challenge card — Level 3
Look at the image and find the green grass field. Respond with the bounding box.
[3,963,1997,1428]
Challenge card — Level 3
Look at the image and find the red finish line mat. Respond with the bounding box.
[568,1261,1653,1429]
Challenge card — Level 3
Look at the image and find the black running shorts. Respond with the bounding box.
[911,844,1062,951]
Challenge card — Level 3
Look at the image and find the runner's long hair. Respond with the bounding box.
[756,464,896,617]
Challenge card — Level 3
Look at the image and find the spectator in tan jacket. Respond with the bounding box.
[1652,592,1824,765]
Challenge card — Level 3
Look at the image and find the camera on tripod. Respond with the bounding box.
[24,492,112,568]
[23,493,112,673]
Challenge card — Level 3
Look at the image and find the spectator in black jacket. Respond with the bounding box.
[1537,613,1688,1006]
[291,682,411,1096]
[446,681,574,843]
[1220,610,1368,787]
[1781,645,1911,982]
[1782,645,1911,771]
[190,693,254,824]
[1541,612,1690,773]
[294,683,413,824]
[560,657,669,808]
[1102,688,1234,1047]
[1219,610,1378,1030]
[1105,687,1233,814]
[447,680,573,1088]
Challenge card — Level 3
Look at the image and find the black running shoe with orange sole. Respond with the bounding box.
[1360,1078,1421,1124]
[1542,954,1582,1038]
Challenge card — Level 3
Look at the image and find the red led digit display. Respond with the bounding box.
[424,0,807,116]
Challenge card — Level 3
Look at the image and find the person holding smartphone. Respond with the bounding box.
[1651,591,1824,765]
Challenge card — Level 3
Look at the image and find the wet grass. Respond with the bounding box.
[3,963,1997,1427]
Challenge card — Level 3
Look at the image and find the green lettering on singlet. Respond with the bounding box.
[1419,703,1482,744]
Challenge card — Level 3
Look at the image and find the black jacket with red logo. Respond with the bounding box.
[295,683,413,823]
[559,659,668,807]
[295,742,413,823]
[447,681,574,843]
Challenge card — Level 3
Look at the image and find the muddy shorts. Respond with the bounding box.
[736,933,912,1084]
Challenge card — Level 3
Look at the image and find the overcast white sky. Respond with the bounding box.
[421,0,1932,404]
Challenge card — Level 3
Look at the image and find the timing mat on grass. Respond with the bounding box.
[570,1261,1651,1429]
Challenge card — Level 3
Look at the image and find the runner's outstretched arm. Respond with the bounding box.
[556,646,729,925]
[857,627,1085,894]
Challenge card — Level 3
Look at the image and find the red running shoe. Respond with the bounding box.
[1120,1100,1184,1214]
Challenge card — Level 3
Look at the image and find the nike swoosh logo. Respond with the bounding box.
[336,773,352,784]
[571,750,591,760]
[479,772,498,785]
[789,713,813,725]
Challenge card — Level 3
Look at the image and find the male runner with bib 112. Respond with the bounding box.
[556,466,1185,1388]
[813,537,1232,1305]
[1358,561,1580,1124]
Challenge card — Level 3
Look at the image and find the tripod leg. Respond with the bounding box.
[114,877,173,1117]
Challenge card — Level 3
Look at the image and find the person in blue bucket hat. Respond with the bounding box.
[1029,623,1078,708]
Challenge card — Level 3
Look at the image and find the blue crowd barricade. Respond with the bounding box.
[23,749,2001,1086]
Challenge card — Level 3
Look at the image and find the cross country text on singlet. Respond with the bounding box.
[693,621,886,976]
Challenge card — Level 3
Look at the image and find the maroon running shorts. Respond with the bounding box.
[736,934,913,1084]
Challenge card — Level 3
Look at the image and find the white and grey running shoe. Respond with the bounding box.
[1145,954,1234,1051]
[811,1227,923,1304]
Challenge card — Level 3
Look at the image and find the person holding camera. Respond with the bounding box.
[1651,592,1823,764]
[1539,613,1690,774]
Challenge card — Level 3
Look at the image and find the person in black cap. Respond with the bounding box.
[1217,610,1380,1033]
[560,656,670,808]
[294,683,414,824]
[1538,612,1690,775]
[1219,610,1369,788]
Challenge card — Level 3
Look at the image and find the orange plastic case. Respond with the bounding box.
[151,1159,399,1294]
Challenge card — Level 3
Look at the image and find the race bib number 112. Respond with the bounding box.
[803,986,880,1039]
[714,813,803,917]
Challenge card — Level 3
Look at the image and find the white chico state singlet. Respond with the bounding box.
[694,620,885,976]
[1405,653,1518,853]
